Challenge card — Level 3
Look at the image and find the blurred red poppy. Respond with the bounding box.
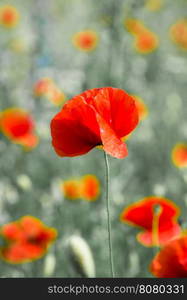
[60,174,100,201]
[61,178,81,200]
[0,108,38,149]
[0,216,57,263]
[172,143,187,168]
[0,5,20,28]
[34,78,66,106]
[134,30,159,54]
[150,233,187,277]
[170,19,187,50]
[80,174,100,201]
[120,196,181,247]
[51,87,139,159]
[72,30,99,52]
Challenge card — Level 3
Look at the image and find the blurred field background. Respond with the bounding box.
[0,0,187,278]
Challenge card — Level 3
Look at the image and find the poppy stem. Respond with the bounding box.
[104,152,115,278]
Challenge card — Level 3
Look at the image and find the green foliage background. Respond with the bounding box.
[0,0,187,277]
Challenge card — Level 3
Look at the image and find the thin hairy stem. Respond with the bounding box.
[104,152,115,277]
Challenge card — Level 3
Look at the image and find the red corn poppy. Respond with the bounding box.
[0,216,57,263]
[170,19,187,50]
[60,178,81,200]
[60,174,100,201]
[34,78,53,97]
[171,143,187,168]
[0,5,20,28]
[50,87,139,159]
[0,108,38,149]
[34,78,65,106]
[120,196,181,247]
[72,30,99,52]
[134,30,159,54]
[150,233,187,278]
[80,174,100,201]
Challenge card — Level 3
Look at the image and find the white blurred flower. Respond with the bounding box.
[16,174,32,191]
[3,183,19,204]
[153,184,166,196]
[68,235,95,278]
[43,253,56,277]
[128,251,140,277]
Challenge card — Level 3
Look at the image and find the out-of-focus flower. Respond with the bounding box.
[120,196,181,247]
[0,108,38,150]
[131,95,148,121]
[124,18,145,36]
[0,5,20,28]
[134,30,159,54]
[171,143,187,168]
[80,175,100,201]
[145,0,163,11]
[72,30,99,52]
[68,235,96,277]
[150,233,187,277]
[60,179,81,200]
[9,39,26,53]
[0,216,57,264]
[50,87,139,159]
[16,174,32,191]
[125,19,159,54]
[34,78,53,97]
[43,253,56,276]
[60,174,100,201]
[34,78,66,106]
[170,19,187,50]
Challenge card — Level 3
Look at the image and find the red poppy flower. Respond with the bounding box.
[172,143,187,168]
[0,216,57,263]
[134,30,159,54]
[72,30,99,52]
[150,233,187,277]
[120,196,181,247]
[0,108,38,149]
[61,174,100,201]
[80,175,100,201]
[34,78,65,106]
[34,78,53,97]
[61,178,81,200]
[170,19,187,50]
[0,5,20,28]
[50,87,139,159]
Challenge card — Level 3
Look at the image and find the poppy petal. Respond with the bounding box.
[1,243,44,263]
[51,118,100,157]
[1,223,24,242]
[16,133,39,149]
[95,112,128,159]
[150,235,187,277]
[121,197,181,247]
[108,87,139,138]
[137,223,181,247]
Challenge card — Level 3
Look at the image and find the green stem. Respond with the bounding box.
[104,152,115,277]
